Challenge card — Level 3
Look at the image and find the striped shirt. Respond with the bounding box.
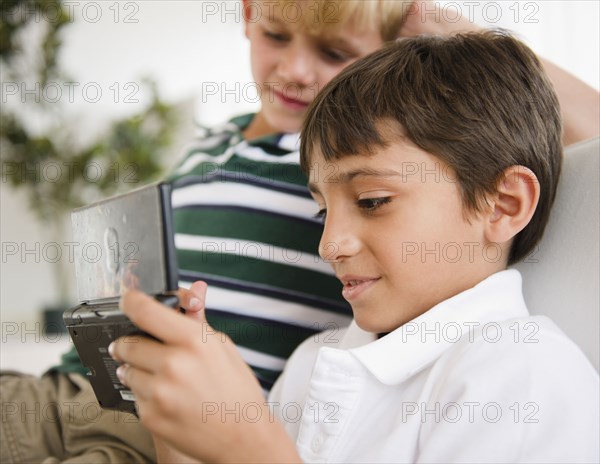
[55,114,352,392]
[169,114,351,392]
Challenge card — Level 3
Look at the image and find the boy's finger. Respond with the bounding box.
[177,280,208,313]
[115,363,153,402]
[186,281,208,322]
[190,280,208,304]
[109,335,167,374]
[120,290,207,345]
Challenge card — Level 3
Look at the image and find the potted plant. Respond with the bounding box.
[1,0,180,332]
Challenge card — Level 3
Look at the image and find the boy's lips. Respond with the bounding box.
[273,89,310,110]
[338,275,381,301]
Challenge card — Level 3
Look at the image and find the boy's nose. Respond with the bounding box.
[319,214,361,263]
[278,42,317,88]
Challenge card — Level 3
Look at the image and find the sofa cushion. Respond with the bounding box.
[514,137,599,371]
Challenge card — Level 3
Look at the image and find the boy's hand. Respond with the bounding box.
[398,1,481,38]
[109,283,299,463]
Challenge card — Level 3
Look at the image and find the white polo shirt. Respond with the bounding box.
[269,270,600,463]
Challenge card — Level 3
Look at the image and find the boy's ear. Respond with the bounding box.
[484,165,540,244]
[242,0,251,38]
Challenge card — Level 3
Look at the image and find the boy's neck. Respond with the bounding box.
[242,112,282,140]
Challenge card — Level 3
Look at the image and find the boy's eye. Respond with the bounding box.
[264,31,288,43]
[357,197,392,213]
[322,48,349,63]
[313,208,327,222]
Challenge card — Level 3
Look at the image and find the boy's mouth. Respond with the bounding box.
[274,90,310,110]
[339,275,380,301]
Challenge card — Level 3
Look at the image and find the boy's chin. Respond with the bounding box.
[353,311,399,336]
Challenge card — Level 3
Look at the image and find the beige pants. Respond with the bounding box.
[0,371,155,463]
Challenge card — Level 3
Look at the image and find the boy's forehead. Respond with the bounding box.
[304,131,451,183]
[306,146,376,183]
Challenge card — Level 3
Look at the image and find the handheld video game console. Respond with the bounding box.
[63,182,179,413]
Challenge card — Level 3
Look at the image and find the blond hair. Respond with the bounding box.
[274,0,411,42]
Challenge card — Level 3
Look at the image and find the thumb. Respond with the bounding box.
[186,280,208,322]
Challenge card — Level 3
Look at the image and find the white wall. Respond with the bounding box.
[1,1,257,329]
[439,0,599,89]
[1,1,599,363]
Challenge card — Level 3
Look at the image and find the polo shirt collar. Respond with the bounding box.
[340,269,528,386]
[225,113,300,153]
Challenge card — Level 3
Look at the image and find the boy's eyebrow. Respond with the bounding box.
[321,36,352,48]
[343,167,402,181]
[308,167,402,193]
[319,35,365,53]
[268,16,283,25]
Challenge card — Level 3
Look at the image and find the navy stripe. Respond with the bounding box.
[172,173,312,198]
[254,372,276,390]
[173,204,324,228]
[204,308,322,335]
[179,271,351,315]
[251,142,292,157]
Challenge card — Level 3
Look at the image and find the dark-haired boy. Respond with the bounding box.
[111,31,599,462]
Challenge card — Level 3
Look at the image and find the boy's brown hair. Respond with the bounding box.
[300,30,563,265]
